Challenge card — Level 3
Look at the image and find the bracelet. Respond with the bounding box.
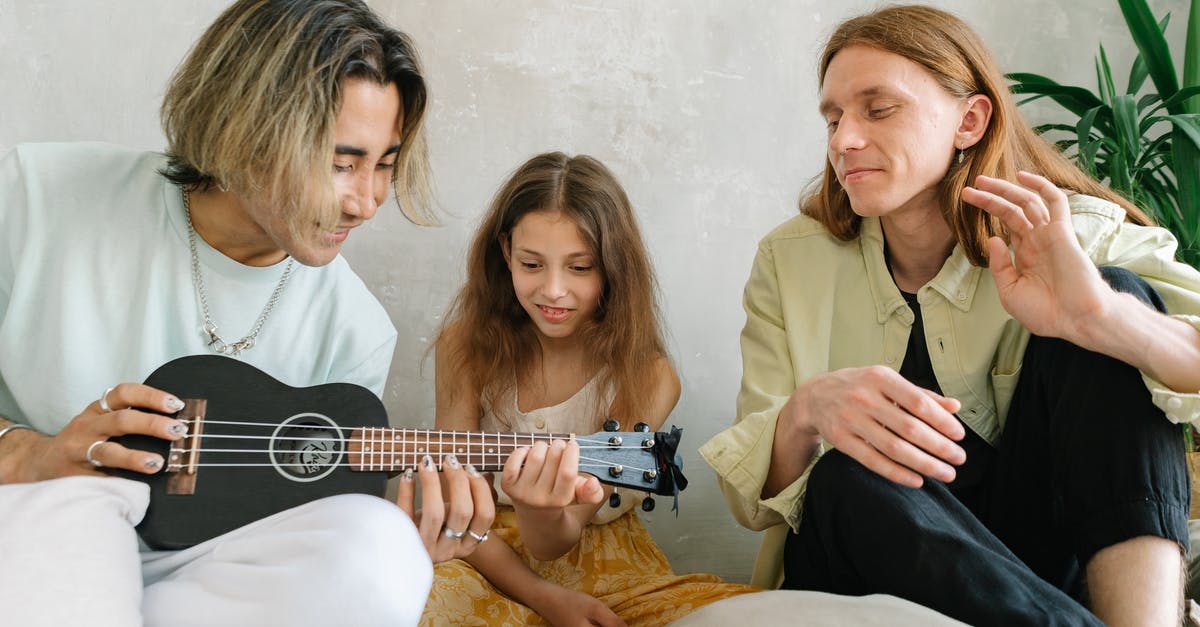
[0,423,36,447]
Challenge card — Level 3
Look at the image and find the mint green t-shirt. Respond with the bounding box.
[0,142,397,434]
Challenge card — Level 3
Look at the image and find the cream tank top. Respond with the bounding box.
[481,376,639,524]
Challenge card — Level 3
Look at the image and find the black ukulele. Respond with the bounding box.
[115,355,688,550]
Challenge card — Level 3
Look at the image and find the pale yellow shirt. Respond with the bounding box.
[698,194,1200,588]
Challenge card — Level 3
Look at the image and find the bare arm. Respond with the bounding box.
[464,535,626,626]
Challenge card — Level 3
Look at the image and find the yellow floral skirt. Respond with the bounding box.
[421,508,757,626]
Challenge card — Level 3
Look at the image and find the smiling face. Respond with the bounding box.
[503,211,604,345]
[242,78,403,267]
[819,45,969,222]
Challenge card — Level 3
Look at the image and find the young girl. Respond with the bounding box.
[421,152,756,626]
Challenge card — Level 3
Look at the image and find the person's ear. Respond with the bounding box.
[957,94,993,150]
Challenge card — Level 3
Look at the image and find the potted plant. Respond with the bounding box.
[1008,0,1200,266]
[1008,0,1200,517]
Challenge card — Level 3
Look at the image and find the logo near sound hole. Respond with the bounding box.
[268,413,344,482]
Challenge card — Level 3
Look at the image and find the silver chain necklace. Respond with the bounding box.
[182,189,295,355]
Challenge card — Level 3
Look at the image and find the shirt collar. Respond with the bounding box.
[860,216,983,321]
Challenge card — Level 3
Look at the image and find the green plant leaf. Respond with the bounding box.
[1166,113,1200,150]
[1008,73,1106,118]
[1098,45,1117,105]
[1111,151,1133,194]
[1035,123,1085,134]
[1136,134,1175,168]
[1077,106,1105,171]
[1185,0,1199,113]
[1138,93,1161,112]
[1113,94,1142,155]
[1127,14,1173,93]
[1149,86,1200,115]
[1118,0,1180,104]
[1171,130,1200,243]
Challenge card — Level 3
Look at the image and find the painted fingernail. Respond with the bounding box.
[165,397,185,412]
[422,454,435,470]
[445,453,460,468]
[167,421,188,438]
[465,464,480,477]
[144,457,163,471]
[403,468,414,481]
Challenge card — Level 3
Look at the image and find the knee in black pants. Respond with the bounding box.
[1098,265,1167,312]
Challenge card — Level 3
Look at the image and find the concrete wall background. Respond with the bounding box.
[1,0,1189,583]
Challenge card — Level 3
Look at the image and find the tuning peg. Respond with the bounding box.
[609,492,621,508]
[641,496,655,512]
[603,419,620,432]
[633,422,650,433]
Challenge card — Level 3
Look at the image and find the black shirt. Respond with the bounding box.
[898,290,995,504]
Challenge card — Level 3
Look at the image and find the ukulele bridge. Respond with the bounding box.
[165,399,206,495]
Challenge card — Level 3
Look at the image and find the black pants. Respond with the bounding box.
[782,267,1190,627]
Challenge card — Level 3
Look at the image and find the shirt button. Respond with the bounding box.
[535,418,546,430]
[1167,397,1183,410]
[885,356,895,363]
[957,291,966,301]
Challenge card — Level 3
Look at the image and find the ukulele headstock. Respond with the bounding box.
[580,423,687,498]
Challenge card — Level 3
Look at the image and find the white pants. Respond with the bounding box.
[0,476,432,627]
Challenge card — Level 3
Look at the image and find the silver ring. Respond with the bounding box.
[442,527,466,540]
[86,440,107,467]
[467,529,489,543]
[99,386,115,413]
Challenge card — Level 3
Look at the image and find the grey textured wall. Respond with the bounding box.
[2,0,1189,583]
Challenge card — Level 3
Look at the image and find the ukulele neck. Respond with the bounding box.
[346,428,571,473]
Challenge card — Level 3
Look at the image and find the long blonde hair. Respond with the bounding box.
[804,4,1151,266]
[439,152,668,429]
[160,0,434,233]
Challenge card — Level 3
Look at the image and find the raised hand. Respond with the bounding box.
[778,366,965,489]
[962,171,1113,342]
[395,453,496,564]
[2,383,189,484]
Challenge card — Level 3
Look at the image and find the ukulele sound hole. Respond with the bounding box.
[268,413,345,483]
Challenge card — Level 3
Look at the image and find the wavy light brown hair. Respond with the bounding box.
[160,0,433,232]
[439,152,668,429]
[804,4,1151,266]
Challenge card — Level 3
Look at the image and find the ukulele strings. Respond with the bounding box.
[176,418,648,449]
[165,419,659,474]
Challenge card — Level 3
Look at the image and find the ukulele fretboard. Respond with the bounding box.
[348,428,583,473]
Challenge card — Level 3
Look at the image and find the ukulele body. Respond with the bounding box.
[116,355,389,550]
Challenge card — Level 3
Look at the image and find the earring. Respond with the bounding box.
[957,148,964,165]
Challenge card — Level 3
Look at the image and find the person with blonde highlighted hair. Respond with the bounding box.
[0,1,492,625]
[702,5,1200,625]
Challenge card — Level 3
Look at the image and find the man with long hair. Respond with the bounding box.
[704,5,1200,625]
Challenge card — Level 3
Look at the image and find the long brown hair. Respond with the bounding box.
[804,4,1151,266]
[160,0,434,231]
[439,152,668,429]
